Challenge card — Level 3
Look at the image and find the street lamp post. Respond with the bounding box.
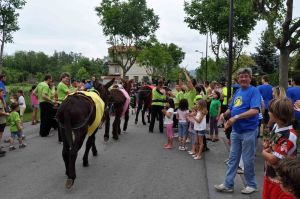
[227,0,234,105]
[195,50,204,78]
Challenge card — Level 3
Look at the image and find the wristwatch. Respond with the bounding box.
[233,114,240,120]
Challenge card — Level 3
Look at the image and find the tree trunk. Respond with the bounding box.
[0,34,4,74]
[279,48,289,90]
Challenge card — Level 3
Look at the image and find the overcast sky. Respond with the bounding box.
[5,0,300,70]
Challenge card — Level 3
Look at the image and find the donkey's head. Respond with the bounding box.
[93,78,115,105]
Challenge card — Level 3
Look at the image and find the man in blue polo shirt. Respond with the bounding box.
[215,68,261,194]
[287,76,300,131]
[257,75,273,128]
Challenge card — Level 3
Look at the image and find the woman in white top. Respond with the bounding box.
[193,99,208,160]
[162,98,175,149]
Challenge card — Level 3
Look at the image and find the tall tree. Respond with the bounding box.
[95,0,159,78]
[184,0,257,75]
[253,0,300,89]
[0,0,26,72]
[137,41,173,78]
[253,32,278,74]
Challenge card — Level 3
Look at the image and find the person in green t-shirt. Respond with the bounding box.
[182,68,197,110]
[149,79,166,133]
[57,72,72,104]
[56,72,72,143]
[34,74,55,137]
[208,90,221,141]
[7,103,26,150]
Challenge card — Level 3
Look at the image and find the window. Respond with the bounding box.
[134,76,139,82]
[143,76,149,83]
[114,66,119,73]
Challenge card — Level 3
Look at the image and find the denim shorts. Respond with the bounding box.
[178,122,188,137]
[11,131,22,139]
[191,130,197,144]
[196,130,206,136]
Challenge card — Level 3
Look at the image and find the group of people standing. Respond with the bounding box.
[146,68,300,198]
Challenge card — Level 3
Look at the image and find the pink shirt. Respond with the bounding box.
[177,109,189,123]
[30,92,39,106]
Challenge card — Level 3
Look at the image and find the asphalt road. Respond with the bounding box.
[0,116,209,199]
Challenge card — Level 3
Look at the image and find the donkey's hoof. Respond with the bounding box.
[104,137,109,142]
[135,120,138,124]
[92,150,98,156]
[83,160,89,167]
[113,136,119,140]
[65,179,74,189]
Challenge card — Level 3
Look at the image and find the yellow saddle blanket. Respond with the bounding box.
[71,91,105,136]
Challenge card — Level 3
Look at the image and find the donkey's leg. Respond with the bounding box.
[123,107,129,132]
[61,128,70,177]
[112,107,122,140]
[92,135,98,156]
[104,110,110,142]
[135,100,142,124]
[62,141,70,177]
[83,133,96,167]
[65,131,86,189]
[142,100,147,125]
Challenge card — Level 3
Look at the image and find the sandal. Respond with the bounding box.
[194,156,202,160]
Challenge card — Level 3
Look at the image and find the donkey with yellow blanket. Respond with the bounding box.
[56,79,113,189]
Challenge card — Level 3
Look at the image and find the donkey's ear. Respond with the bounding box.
[105,78,115,89]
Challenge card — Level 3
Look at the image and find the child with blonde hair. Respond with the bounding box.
[192,99,208,160]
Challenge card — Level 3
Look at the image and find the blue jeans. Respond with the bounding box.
[178,122,188,138]
[224,129,257,189]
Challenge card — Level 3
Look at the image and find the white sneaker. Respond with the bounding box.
[237,168,244,174]
[174,133,179,138]
[241,186,257,194]
[214,184,233,193]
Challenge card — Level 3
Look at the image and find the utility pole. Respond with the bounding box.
[227,0,234,105]
[205,34,208,81]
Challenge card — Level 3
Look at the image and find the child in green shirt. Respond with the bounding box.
[208,90,221,141]
[7,102,26,150]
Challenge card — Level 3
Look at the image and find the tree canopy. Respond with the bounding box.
[0,0,26,72]
[253,0,300,88]
[3,51,107,83]
[95,0,159,77]
[137,39,185,82]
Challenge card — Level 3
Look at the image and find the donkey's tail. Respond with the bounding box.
[64,108,74,149]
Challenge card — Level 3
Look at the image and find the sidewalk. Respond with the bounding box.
[204,130,264,199]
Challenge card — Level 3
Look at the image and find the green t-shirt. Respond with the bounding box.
[36,81,52,103]
[57,82,69,103]
[209,99,221,117]
[0,100,6,124]
[184,88,197,110]
[7,111,20,132]
[152,88,166,106]
[174,91,184,108]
